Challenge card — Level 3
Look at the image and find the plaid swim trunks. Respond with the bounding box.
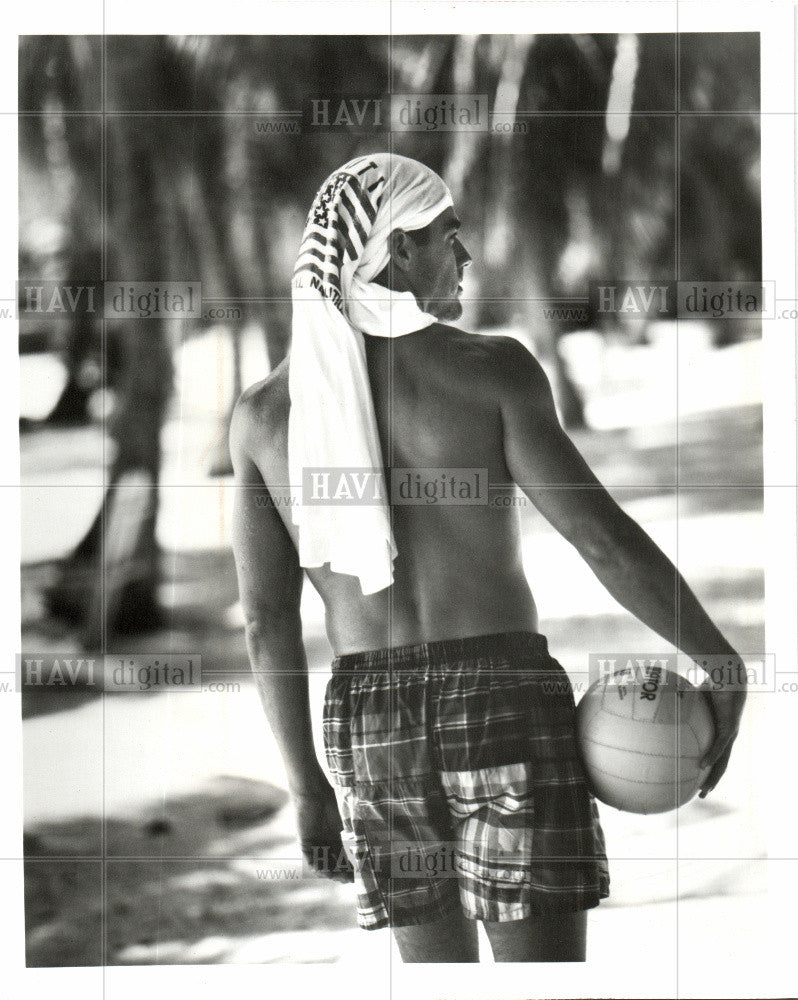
[323,630,610,929]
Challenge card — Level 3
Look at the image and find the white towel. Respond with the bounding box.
[288,153,453,594]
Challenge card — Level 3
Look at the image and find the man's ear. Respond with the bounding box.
[388,229,414,275]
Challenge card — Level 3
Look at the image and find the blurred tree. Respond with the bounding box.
[392,33,618,425]
[19,37,103,425]
[21,37,199,640]
[391,32,760,420]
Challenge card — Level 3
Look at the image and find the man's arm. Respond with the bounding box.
[229,396,352,880]
[497,339,746,797]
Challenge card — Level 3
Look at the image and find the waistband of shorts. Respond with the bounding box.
[331,630,550,673]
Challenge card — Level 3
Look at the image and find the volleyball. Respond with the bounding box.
[576,663,715,814]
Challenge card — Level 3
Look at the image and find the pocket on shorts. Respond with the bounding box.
[440,761,535,884]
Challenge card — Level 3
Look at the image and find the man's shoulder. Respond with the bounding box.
[230,358,290,453]
[432,325,549,398]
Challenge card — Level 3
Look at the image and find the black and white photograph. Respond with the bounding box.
[5,2,798,998]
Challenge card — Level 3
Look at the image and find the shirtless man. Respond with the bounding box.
[230,154,746,963]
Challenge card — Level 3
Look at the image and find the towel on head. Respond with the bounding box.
[288,153,453,594]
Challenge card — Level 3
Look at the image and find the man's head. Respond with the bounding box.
[295,153,468,325]
[377,206,472,321]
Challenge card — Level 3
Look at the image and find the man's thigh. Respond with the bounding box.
[482,909,587,962]
[392,909,480,963]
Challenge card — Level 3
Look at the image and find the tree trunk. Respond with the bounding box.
[47,42,175,647]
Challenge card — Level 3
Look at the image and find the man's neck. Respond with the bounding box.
[372,264,410,295]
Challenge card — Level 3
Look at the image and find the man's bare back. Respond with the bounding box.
[234,325,539,654]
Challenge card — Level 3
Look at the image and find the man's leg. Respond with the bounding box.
[392,908,479,963]
[482,909,587,962]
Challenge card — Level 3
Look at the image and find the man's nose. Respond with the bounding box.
[455,239,472,269]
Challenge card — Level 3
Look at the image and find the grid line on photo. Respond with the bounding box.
[675,21,682,995]
[99,23,107,986]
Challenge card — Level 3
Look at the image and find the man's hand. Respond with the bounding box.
[293,779,354,883]
[698,672,747,798]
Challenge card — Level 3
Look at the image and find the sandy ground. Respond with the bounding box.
[19,333,775,989]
